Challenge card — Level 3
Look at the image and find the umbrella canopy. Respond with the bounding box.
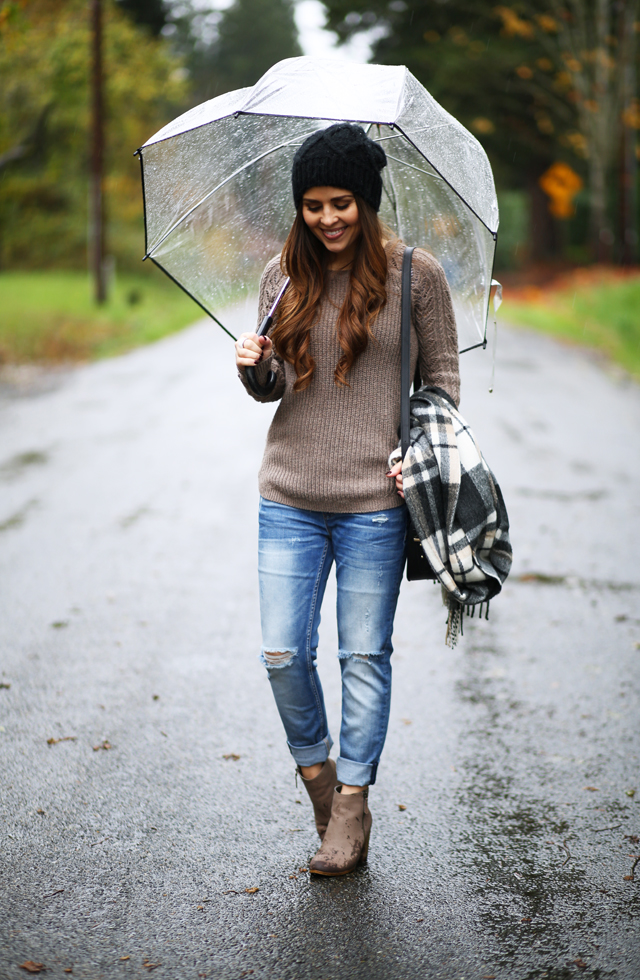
[137,56,499,352]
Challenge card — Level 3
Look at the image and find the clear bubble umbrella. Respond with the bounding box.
[136,56,500,365]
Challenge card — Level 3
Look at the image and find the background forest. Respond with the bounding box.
[0,0,638,370]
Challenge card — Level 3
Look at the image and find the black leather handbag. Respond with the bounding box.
[401,246,436,582]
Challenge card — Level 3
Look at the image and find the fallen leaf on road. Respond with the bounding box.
[573,959,587,969]
[401,718,412,725]
[624,855,640,881]
[119,956,130,961]
[51,621,69,629]
[239,972,254,977]
[397,804,407,811]
[245,887,259,894]
[152,694,159,700]
[521,917,532,922]
[289,875,297,879]
[483,975,496,979]
[142,960,161,971]
[625,789,636,798]
[19,964,45,974]
[222,753,240,761]
[93,740,112,751]
[298,867,308,873]
[63,970,72,974]
[624,835,639,844]
[47,736,76,746]
[416,918,424,923]
[0,682,10,689]
[36,809,45,815]
[583,786,598,791]
[295,799,302,804]
[517,572,565,584]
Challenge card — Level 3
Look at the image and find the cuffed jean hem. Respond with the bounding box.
[336,756,378,787]
[287,734,333,767]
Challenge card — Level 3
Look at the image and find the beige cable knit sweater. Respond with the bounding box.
[239,240,460,513]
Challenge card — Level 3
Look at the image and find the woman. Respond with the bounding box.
[235,123,459,876]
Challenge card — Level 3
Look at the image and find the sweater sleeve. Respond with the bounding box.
[411,248,460,408]
[237,256,287,404]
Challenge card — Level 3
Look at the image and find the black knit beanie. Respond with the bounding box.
[291,123,387,213]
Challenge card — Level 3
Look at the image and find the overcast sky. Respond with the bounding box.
[294,1,378,63]
[180,0,380,63]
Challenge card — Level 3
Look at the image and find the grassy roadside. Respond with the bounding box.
[1,268,638,380]
[500,267,640,380]
[0,271,212,364]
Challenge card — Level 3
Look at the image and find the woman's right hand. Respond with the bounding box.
[235,332,272,370]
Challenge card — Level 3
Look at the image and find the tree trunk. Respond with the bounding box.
[620,3,638,266]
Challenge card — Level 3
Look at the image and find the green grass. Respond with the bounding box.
[0,270,210,364]
[501,273,640,379]
[2,269,639,380]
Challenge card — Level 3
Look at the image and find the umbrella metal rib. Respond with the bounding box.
[397,128,496,237]
[383,154,446,183]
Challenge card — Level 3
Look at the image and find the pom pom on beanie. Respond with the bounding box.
[291,123,387,213]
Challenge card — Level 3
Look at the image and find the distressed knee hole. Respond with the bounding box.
[262,648,297,669]
[338,650,384,664]
[371,515,388,524]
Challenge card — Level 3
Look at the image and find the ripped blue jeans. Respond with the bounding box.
[258,496,407,786]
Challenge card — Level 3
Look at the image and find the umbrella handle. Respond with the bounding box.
[245,364,277,397]
[244,313,277,396]
[243,277,290,398]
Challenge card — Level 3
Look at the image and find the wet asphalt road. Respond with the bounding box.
[1,304,639,980]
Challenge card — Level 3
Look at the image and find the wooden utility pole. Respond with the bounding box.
[90,0,106,303]
[620,3,638,266]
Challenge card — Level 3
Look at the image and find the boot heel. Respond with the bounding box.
[359,829,371,864]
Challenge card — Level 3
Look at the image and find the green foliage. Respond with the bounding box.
[495,191,529,270]
[115,0,168,35]
[321,1,573,186]
[321,1,640,259]
[0,268,203,362]
[503,274,640,378]
[0,0,190,271]
[189,0,302,101]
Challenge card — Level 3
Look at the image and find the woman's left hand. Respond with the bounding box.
[386,461,404,499]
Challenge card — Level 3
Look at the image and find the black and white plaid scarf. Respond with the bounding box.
[394,386,512,647]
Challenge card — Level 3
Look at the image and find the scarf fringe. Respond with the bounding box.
[443,591,490,648]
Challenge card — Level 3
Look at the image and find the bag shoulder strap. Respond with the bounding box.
[401,245,415,460]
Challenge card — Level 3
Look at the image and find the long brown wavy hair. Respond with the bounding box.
[271,195,388,391]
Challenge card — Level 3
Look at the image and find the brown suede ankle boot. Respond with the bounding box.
[309,786,372,876]
[299,758,338,840]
